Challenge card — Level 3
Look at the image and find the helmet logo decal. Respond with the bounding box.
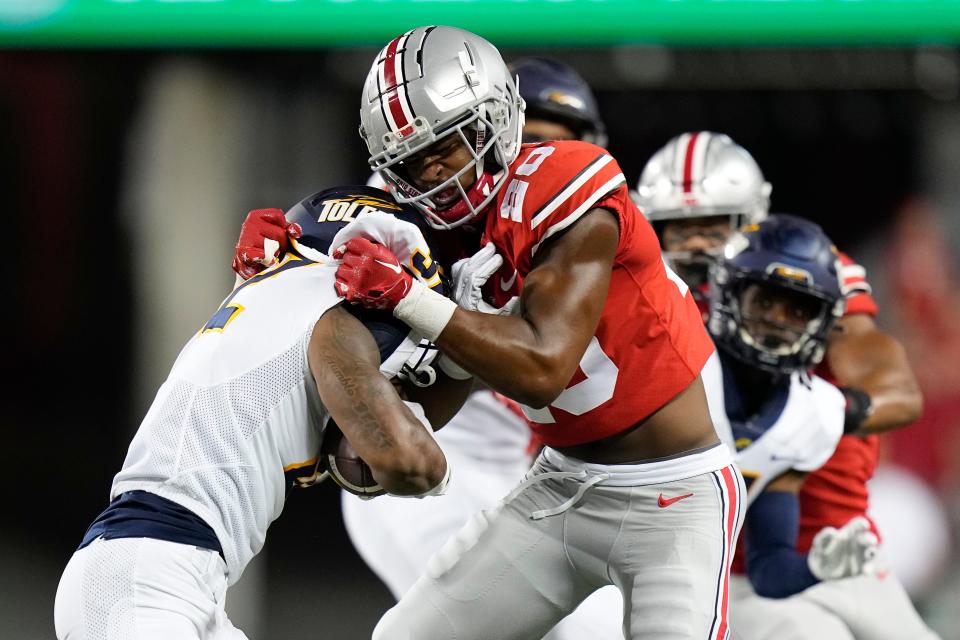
[769,263,813,284]
[545,91,585,110]
[315,195,400,224]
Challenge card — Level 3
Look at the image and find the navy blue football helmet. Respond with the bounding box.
[708,214,845,374]
[509,56,607,147]
[285,184,432,256]
[286,185,442,385]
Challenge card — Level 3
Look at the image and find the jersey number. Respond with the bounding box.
[521,337,619,424]
[499,146,555,223]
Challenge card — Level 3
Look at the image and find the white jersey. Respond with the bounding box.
[706,362,845,506]
[112,253,340,584]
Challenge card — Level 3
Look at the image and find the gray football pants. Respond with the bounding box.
[374,449,745,640]
[730,566,940,640]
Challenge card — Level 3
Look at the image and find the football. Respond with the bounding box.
[319,420,386,499]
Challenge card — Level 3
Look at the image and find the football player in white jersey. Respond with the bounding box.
[53,186,468,640]
[232,56,627,640]
[702,215,869,636]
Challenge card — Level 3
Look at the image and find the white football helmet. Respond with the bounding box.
[359,26,525,230]
[633,131,771,226]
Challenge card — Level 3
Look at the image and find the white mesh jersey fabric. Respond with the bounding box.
[712,370,845,506]
[80,538,139,640]
[112,260,340,584]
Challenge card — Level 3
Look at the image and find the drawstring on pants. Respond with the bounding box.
[503,470,611,520]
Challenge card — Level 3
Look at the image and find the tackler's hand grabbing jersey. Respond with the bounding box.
[53,186,453,640]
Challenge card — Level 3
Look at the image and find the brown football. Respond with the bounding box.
[319,420,386,498]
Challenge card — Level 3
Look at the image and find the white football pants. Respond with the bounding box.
[343,442,627,640]
[373,446,743,640]
[54,537,247,640]
[730,557,940,640]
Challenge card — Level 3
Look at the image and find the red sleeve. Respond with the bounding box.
[837,250,878,317]
[515,141,627,263]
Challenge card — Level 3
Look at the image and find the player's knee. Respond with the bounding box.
[374,599,458,640]
[373,605,410,640]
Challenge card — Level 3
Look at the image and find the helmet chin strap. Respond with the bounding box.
[436,171,496,223]
[435,119,495,224]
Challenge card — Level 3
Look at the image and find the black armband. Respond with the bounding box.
[841,387,873,434]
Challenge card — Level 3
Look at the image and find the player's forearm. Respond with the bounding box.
[745,491,819,599]
[372,444,448,496]
[436,308,582,408]
[858,382,923,434]
[839,341,922,435]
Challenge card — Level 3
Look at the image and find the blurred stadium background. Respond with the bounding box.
[4,1,960,638]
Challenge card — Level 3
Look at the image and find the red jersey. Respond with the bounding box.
[480,141,715,447]
[798,251,881,551]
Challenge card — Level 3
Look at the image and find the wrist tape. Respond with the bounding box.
[393,279,458,343]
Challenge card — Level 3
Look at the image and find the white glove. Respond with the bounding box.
[330,209,441,288]
[451,243,520,315]
[807,516,879,581]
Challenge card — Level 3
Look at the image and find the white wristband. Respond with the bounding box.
[393,279,458,342]
[437,354,473,380]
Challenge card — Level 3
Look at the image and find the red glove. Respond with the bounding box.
[333,237,413,311]
[232,208,303,280]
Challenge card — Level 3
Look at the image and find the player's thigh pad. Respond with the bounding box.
[54,537,246,640]
[342,452,527,599]
[543,585,625,640]
[602,468,744,640]
[796,565,940,640]
[729,574,854,640]
[373,482,600,640]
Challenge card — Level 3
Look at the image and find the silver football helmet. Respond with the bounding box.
[633,131,771,226]
[633,132,772,291]
[359,26,525,230]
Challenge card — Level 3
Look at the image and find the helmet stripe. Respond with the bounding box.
[682,131,701,193]
[381,33,415,133]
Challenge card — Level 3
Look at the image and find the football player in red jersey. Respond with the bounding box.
[331,26,744,640]
[636,131,934,638]
[231,56,627,640]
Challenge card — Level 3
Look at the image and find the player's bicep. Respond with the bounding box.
[522,207,619,346]
[308,306,410,455]
[764,469,807,494]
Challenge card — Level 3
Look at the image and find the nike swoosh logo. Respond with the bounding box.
[500,269,518,291]
[375,259,402,274]
[657,492,694,508]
